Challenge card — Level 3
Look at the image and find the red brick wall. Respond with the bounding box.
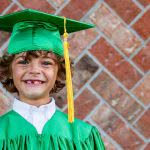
[0,0,149,149]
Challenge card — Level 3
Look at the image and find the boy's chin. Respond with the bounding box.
[21,92,49,100]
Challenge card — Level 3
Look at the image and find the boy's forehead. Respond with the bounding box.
[14,51,58,59]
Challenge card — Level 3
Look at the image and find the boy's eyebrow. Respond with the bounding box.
[41,56,57,60]
[14,55,57,61]
[14,55,26,60]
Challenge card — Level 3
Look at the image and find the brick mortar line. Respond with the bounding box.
[72,68,104,108]
[104,68,147,109]
[132,108,148,126]
[74,68,103,100]
[129,38,150,59]
[127,26,145,43]
[133,0,145,10]
[73,32,101,65]
[129,44,143,61]
[61,103,67,112]
[12,0,25,9]
[53,0,70,15]
[88,85,148,143]
[87,49,104,68]
[129,4,150,27]
[0,0,23,54]
[104,1,147,44]
[61,68,103,112]
[61,67,104,114]
[80,0,103,22]
[0,84,11,98]
[98,0,105,2]
[0,40,10,56]
[55,105,62,112]
[128,57,145,76]
[1,2,15,15]
[131,70,150,92]
[46,0,57,10]
[129,39,150,60]
[93,115,149,150]
[93,26,138,64]
[87,49,147,109]
[84,102,124,150]
[141,143,150,150]
[98,30,145,76]
[89,49,145,108]
[68,15,102,66]
[101,69,150,128]
[103,1,145,43]
[100,1,130,28]
[88,119,124,150]
[87,86,138,150]
[83,97,103,122]
[0,83,14,105]
[100,33,144,75]
[79,69,105,104]
[84,87,124,149]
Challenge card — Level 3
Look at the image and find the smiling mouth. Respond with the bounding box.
[23,80,45,85]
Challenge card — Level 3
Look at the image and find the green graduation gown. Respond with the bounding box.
[0,110,105,150]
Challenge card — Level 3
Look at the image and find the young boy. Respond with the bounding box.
[0,9,105,149]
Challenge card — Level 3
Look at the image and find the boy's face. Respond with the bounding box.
[11,52,58,102]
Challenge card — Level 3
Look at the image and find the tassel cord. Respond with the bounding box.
[63,17,74,123]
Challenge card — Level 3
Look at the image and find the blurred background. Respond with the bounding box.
[0,0,149,149]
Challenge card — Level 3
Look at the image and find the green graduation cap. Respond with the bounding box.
[0,9,95,123]
[0,9,94,56]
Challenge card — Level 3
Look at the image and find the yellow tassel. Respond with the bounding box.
[63,17,74,123]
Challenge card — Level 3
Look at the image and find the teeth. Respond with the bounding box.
[25,80,43,84]
[26,81,32,84]
[34,81,42,84]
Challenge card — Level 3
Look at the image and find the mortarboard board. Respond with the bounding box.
[0,9,95,123]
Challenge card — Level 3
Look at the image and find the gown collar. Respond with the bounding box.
[13,97,56,134]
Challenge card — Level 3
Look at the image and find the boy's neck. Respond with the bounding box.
[18,96,52,107]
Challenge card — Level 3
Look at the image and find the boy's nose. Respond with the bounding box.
[29,62,41,74]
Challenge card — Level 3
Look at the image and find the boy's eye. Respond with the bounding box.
[18,60,29,64]
[42,61,54,65]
